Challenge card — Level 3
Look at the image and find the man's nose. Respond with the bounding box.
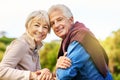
[54,21,59,27]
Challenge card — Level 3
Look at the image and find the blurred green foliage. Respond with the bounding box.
[0,36,15,45]
[0,36,15,61]
[101,29,120,79]
[0,42,6,52]
[39,41,60,72]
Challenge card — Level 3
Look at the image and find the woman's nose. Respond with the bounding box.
[38,27,43,32]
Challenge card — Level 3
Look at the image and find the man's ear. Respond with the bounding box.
[69,16,74,24]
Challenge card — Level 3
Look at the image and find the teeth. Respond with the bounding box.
[57,27,63,32]
[59,28,63,32]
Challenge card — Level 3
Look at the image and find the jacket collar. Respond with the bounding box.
[22,32,43,51]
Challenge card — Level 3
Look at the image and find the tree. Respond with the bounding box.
[39,40,60,72]
[0,37,15,61]
[0,31,6,37]
[101,29,120,79]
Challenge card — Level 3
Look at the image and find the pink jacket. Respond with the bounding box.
[0,33,42,80]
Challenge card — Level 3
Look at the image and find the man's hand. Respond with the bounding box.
[56,52,71,69]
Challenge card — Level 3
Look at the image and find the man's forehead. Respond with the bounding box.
[50,13,64,21]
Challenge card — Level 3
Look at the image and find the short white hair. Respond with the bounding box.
[48,4,73,19]
[25,10,50,32]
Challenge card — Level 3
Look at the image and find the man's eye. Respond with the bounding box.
[57,17,63,21]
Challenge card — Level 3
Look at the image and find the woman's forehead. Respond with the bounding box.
[32,16,48,25]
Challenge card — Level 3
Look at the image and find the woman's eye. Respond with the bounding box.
[34,24,39,27]
[43,26,48,29]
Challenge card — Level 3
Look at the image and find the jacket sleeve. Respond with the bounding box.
[56,41,90,80]
[0,40,30,80]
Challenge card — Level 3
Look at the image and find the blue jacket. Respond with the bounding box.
[56,41,113,80]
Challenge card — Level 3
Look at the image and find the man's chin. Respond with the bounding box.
[58,35,64,39]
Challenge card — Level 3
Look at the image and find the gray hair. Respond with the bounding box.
[48,4,73,19]
[25,10,50,32]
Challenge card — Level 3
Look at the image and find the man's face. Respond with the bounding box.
[49,10,73,39]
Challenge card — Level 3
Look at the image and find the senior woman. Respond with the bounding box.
[0,10,53,80]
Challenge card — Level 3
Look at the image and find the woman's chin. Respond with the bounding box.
[35,39,42,43]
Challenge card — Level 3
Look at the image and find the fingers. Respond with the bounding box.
[35,70,41,75]
[56,55,71,69]
[37,69,46,80]
[63,52,71,63]
[45,72,52,80]
[57,62,71,69]
[30,72,37,80]
[64,52,67,56]
[37,68,53,80]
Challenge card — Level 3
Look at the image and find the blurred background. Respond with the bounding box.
[0,0,120,79]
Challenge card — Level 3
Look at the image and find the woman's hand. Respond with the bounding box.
[36,68,53,80]
[56,52,71,69]
[30,72,37,80]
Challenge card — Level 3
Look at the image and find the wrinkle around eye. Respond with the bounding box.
[57,17,63,21]
[50,22,54,27]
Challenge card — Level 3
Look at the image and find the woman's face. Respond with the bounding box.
[27,17,49,43]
